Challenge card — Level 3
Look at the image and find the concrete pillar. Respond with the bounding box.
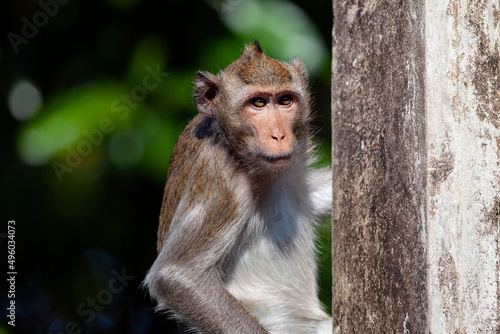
[331,1,499,333]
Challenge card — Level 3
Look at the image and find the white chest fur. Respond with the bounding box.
[225,177,329,333]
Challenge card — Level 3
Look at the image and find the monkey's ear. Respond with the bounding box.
[291,57,308,79]
[194,71,219,118]
[291,57,305,72]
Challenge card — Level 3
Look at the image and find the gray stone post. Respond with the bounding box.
[331,1,499,333]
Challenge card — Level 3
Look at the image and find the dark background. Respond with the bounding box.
[0,0,332,333]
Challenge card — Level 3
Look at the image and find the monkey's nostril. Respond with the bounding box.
[272,133,285,142]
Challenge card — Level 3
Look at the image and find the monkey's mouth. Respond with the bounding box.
[260,153,292,167]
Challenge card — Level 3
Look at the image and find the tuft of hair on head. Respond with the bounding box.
[241,41,264,58]
[230,41,292,86]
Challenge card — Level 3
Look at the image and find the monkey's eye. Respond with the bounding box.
[251,97,266,108]
[279,95,293,106]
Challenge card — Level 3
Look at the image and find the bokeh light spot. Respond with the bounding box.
[18,129,55,166]
[8,80,43,121]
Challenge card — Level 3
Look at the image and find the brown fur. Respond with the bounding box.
[157,115,238,253]
[226,43,293,85]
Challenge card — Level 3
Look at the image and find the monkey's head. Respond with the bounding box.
[193,42,311,176]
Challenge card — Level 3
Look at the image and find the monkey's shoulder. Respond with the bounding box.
[167,115,230,174]
[163,115,243,212]
[157,115,238,250]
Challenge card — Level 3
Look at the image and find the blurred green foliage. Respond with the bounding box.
[0,0,332,333]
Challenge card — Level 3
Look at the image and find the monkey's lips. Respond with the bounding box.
[260,153,293,168]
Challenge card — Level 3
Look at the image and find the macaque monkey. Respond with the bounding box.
[145,42,332,334]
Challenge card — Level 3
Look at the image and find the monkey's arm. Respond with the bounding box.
[146,256,267,334]
[308,167,333,217]
[146,195,269,334]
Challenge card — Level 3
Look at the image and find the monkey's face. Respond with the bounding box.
[237,86,301,172]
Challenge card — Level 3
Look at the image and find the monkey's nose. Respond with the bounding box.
[271,131,285,143]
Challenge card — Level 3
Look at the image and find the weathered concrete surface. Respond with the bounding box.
[332,0,499,333]
[426,1,500,333]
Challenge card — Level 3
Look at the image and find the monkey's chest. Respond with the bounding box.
[225,220,318,314]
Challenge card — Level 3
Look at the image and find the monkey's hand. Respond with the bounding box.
[315,318,333,334]
[308,167,333,218]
